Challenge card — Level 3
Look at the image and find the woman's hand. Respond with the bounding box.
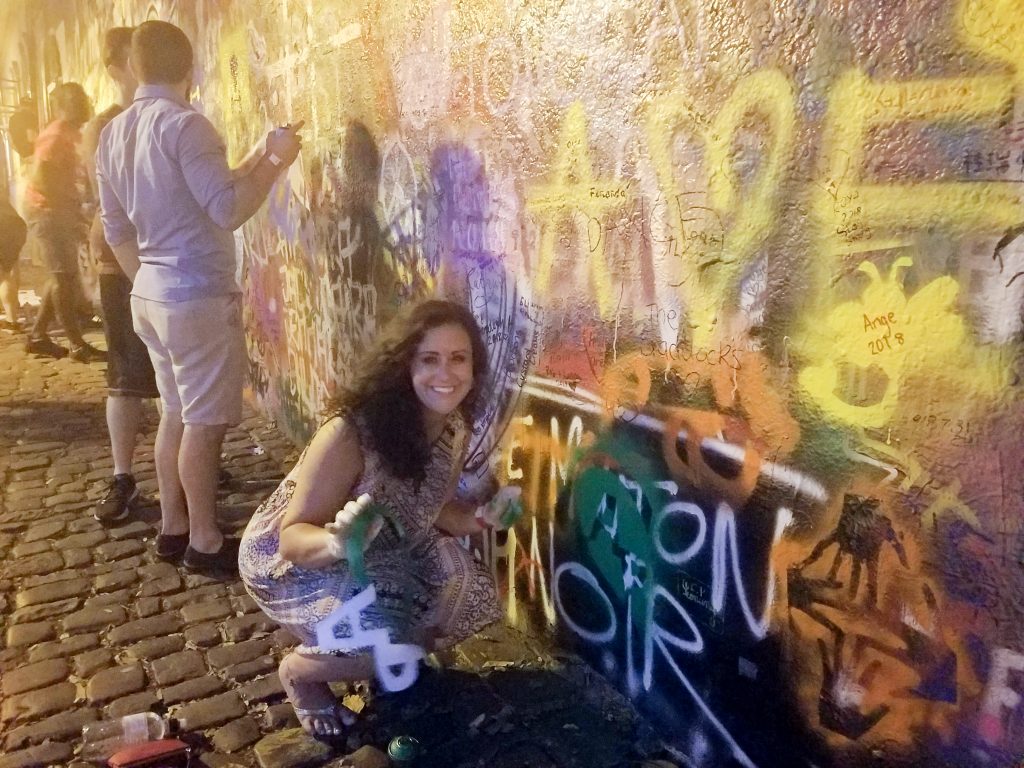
[324,493,384,560]
[474,486,523,531]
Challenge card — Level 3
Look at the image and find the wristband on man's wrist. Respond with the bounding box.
[267,152,283,167]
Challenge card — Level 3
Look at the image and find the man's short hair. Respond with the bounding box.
[130,21,193,84]
[103,27,134,68]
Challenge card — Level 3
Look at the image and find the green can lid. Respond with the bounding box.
[387,735,421,761]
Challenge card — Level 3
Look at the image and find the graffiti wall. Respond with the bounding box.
[4,0,1024,765]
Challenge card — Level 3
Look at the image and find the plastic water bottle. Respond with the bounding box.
[80,712,179,762]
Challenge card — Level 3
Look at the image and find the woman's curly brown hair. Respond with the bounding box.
[326,299,489,481]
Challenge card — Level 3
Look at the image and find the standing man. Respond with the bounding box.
[97,20,302,573]
[83,27,159,524]
[24,82,106,361]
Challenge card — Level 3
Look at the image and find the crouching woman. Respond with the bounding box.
[238,299,520,738]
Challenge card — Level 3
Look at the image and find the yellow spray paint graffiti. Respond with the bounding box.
[647,69,795,346]
[527,101,628,320]
[814,70,1020,256]
[798,256,1007,429]
[218,26,254,161]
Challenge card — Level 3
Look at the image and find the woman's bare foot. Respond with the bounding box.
[279,653,357,738]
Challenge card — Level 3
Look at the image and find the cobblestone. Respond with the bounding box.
[224,654,279,683]
[5,621,56,647]
[122,634,186,662]
[62,604,126,633]
[160,675,226,706]
[15,576,90,607]
[184,621,223,647]
[85,587,134,608]
[181,597,234,624]
[86,663,146,703]
[238,673,286,705]
[173,691,247,730]
[11,540,51,557]
[222,613,279,642]
[26,634,99,662]
[3,707,98,751]
[136,596,163,617]
[94,569,138,592]
[3,551,63,577]
[253,729,332,768]
[73,648,115,678]
[0,741,73,768]
[213,716,263,752]
[1,658,69,696]
[53,530,107,550]
[105,690,161,718]
[1,681,76,722]
[207,638,273,669]
[95,538,146,561]
[106,612,183,644]
[137,573,182,596]
[163,584,227,610]
[151,649,207,686]
[11,596,80,623]
[61,548,93,567]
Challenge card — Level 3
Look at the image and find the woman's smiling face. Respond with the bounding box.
[410,322,474,425]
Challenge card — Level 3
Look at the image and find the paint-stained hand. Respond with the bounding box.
[324,492,384,560]
[265,120,304,167]
[475,486,523,530]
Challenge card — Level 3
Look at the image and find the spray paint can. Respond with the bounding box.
[386,735,421,766]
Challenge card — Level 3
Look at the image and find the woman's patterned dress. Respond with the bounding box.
[239,411,500,654]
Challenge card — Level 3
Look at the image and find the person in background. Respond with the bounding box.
[3,95,37,331]
[0,195,27,331]
[8,96,38,161]
[24,82,106,361]
[96,20,302,573]
[239,299,522,738]
[82,26,160,525]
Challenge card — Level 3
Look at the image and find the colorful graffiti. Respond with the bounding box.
[4,0,1023,765]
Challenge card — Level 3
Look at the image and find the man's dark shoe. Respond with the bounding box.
[94,473,139,524]
[155,533,189,562]
[25,336,68,358]
[183,538,240,574]
[70,343,107,363]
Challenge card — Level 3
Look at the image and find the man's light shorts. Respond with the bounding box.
[131,294,245,426]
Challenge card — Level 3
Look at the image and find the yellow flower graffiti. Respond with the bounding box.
[957,0,1024,72]
[798,257,998,428]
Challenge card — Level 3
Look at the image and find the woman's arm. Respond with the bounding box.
[278,417,365,568]
[435,497,485,538]
[437,484,524,537]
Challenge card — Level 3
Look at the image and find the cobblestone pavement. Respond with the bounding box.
[0,314,673,768]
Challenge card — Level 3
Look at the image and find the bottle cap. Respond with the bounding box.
[387,735,421,764]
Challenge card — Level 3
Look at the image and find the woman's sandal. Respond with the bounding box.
[293,703,357,740]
